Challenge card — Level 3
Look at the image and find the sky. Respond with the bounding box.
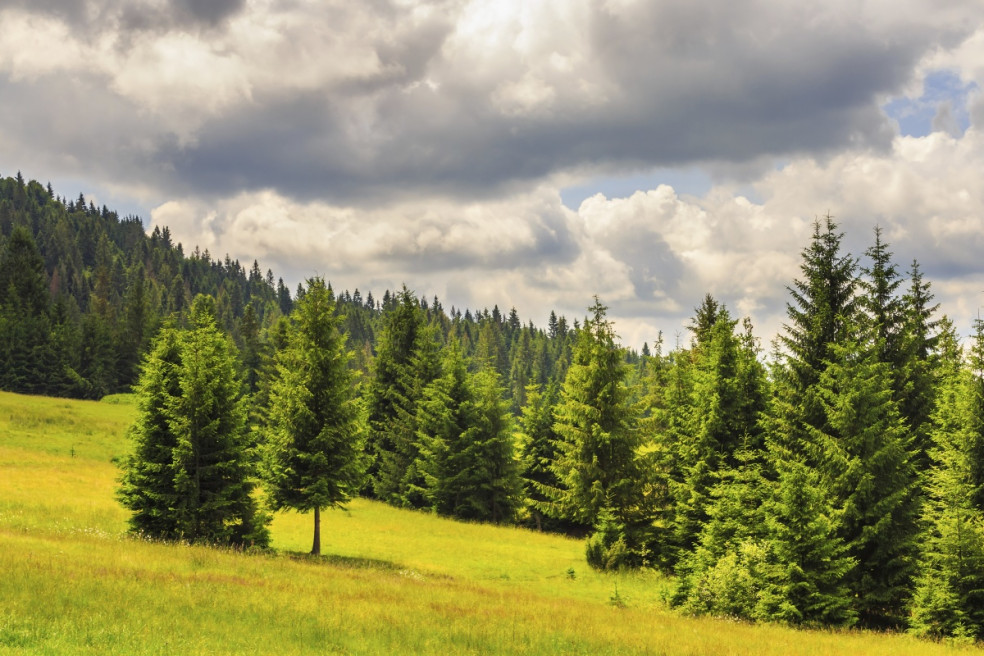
[3,0,984,349]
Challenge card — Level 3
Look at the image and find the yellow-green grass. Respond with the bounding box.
[0,390,980,654]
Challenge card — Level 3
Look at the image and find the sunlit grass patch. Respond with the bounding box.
[0,390,981,655]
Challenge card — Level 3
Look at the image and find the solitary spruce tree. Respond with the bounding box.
[265,278,365,556]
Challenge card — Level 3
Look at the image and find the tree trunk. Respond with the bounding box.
[311,506,321,556]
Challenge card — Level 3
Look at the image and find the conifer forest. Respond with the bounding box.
[4,172,984,640]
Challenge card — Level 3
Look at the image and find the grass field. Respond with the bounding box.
[0,389,980,654]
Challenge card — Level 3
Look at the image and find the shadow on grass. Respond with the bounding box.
[283,550,405,572]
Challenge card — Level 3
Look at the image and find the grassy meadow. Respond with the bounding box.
[0,389,980,655]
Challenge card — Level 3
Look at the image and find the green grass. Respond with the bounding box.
[0,389,980,654]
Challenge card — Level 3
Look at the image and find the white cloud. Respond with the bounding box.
[143,119,984,347]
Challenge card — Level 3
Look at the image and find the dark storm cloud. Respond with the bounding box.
[171,0,245,26]
[1,0,981,206]
[132,0,970,204]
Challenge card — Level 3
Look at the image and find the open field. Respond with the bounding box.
[0,390,980,654]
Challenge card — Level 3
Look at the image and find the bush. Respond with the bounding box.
[678,540,771,620]
[585,507,632,571]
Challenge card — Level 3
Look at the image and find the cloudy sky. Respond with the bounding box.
[3,0,984,347]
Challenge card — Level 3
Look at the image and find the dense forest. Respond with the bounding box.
[0,172,591,402]
[3,172,984,640]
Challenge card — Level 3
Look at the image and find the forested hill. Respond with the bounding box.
[9,171,984,638]
[0,172,593,401]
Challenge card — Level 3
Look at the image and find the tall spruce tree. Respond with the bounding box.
[776,215,858,445]
[365,287,439,505]
[758,457,857,627]
[168,295,268,546]
[119,297,268,546]
[860,227,905,370]
[671,306,767,559]
[264,279,365,556]
[466,366,522,523]
[545,298,646,568]
[415,340,520,523]
[639,335,693,569]
[518,382,567,532]
[415,338,474,515]
[900,260,941,475]
[817,335,919,623]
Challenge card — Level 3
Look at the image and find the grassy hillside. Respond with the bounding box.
[0,390,979,655]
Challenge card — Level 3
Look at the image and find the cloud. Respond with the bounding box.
[145,120,984,348]
[2,0,983,205]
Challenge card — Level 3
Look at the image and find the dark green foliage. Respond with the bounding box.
[863,235,940,489]
[758,458,857,627]
[638,337,691,569]
[900,260,941,475]
[365,287,440,506]
[860,227,905,370]
[264,279,364,555]
[0,226,48,316]
[416,341,521,523]
[673,448,770,618]
[779,215,858,403]
[118,325,183,539]
[0,175,291,399]
[817,337,919,623]
[671,307,767,559]
[518,383,573,533]
[766,219,921,625]
[546,298,649,569]
[118,296,269,547]
[465,367,522,523]
[547,298,641,527]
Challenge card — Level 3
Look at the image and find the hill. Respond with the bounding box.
[0,173,586,405]
[0,390,977,655]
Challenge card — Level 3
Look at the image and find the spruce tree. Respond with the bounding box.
[817,336,918,623]
[519,382,566,532]
[900,260,941,474]
[415,338,474,516]
[466,366,522,523]
[416,340,520,523]
[757,457,856,627]
[0,225,48,316]
[546,298,646,568]
[169,295,268,546]
[674,447,771,619]
[910,320,984,639]
[119,298,268,546]
[860,227,905,370]
[365,287,439,505]
[777,214,858,443]
[671,307,767,558]
[118,324,183,539]
[264,279,365,556]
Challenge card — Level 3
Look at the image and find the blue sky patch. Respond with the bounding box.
[882,69,977,137]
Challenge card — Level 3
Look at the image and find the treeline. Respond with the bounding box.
[5,173,984,639]
[0,173,592,402]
